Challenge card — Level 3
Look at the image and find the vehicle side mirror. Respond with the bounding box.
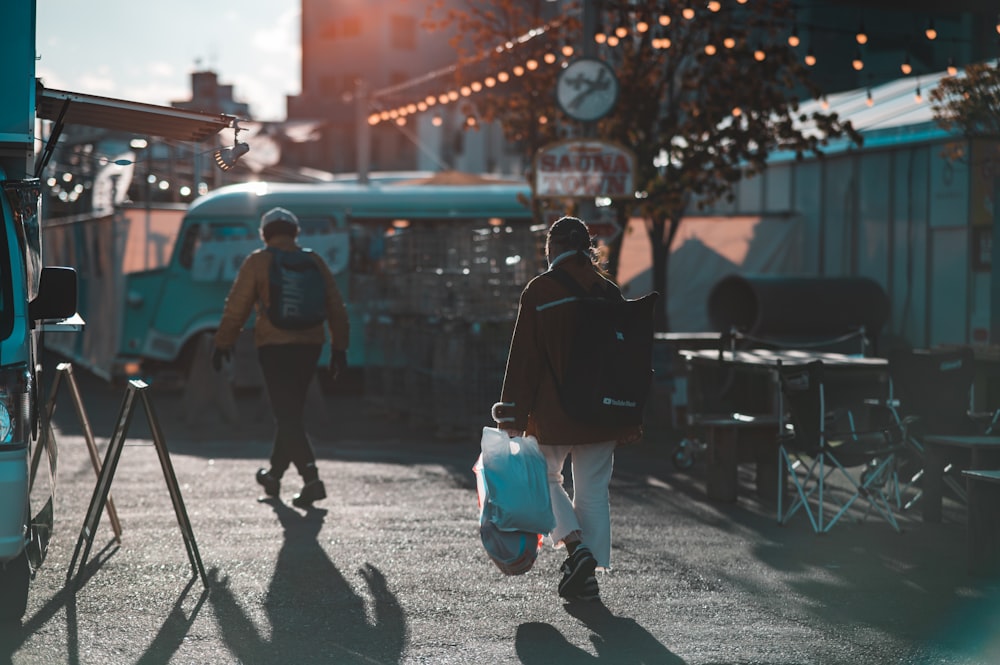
[28,266,77,321]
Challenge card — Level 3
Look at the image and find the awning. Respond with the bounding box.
[37,86,236,143]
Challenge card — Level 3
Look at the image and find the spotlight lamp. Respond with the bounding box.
[214,122,249,171]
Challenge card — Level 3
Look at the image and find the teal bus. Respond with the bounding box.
[43,176,538,385]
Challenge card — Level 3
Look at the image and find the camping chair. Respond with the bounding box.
[885,346,997,510]
[777,360,906,533]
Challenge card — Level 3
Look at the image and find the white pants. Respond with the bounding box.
[542,441,616,569]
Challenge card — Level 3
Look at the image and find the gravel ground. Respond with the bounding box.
[1,368,999,664]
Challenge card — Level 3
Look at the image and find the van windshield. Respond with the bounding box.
[0,181,36,341]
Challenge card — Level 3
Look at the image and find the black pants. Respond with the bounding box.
[258,344,322,482]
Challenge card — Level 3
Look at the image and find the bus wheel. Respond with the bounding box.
[0,548,30,621]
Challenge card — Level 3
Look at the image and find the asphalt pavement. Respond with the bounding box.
[1,366,999,665]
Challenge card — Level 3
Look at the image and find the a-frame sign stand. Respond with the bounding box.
[67,378,208,588]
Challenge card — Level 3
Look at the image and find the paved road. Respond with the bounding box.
[2,367,999,664]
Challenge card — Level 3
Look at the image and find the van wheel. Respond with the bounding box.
[0,548,30,621]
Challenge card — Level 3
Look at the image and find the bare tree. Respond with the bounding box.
[426,0,860,330]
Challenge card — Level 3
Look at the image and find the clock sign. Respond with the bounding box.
[556,58,620,122]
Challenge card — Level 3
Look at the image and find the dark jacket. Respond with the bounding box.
[498,252,643,446]
[214,234,350,351]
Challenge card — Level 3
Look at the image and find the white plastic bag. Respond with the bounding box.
[474,427,555,534]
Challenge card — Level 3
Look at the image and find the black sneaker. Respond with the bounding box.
[256,468,280,497]
[558,547,598,600]
[292,479,327,508]
[573,575,600,602]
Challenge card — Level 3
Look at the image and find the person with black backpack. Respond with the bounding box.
[494,216,656,603]
[212,207,350,508]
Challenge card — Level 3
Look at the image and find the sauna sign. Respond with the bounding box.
[534,140,636,198]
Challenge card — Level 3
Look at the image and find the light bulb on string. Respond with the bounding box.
[636,16,650,33]
[866,89,873,107]
[925,19,937,40]
[901,54,912,75]
[915,82,923,104]
[607,34,620,47]
[754,45,766,61]
[947,57,958,76]
[804,47,817,67]
[707,1,721,12]
[788,24,800,48]
[526,58,539,71]
[543,52,556,64]
[615,25,628,38]
[562,42,574,57]
[852,49,864,71]
[705,43,717,55]
[682,6,695,20]
[856,20,868,45]
[724,36,736,49]
[659,14,671,27]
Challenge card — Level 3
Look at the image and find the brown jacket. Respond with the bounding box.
[214,235,350,351]
[498,253,642,446]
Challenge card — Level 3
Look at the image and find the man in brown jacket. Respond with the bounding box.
[495,216,641,602]
[213,207,350,508]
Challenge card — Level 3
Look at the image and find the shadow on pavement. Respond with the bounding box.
[207,498,407,665]
[515,600,685,664]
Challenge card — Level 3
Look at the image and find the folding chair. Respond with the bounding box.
[886,347,995,511]
[777,360,905,533]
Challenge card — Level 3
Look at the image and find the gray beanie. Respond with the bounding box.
[260,207,300,238]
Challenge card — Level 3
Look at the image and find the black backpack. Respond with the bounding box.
[266,247,327,330]
[544,269,659,427]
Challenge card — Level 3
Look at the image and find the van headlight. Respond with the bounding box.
[0,365,31,447]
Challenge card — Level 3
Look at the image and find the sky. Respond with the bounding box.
[35,0,301,122]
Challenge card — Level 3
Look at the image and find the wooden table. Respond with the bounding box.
[961,469,1000,577]
[922,435,1000,523]
[679,349,889,502]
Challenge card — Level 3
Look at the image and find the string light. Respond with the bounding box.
[901,54,912,75]
[682,6,696,20]
[708,1,722,11]
[852,49,864,71]
[723,36,736,49]
[561,42,574,58]
[705,43,717,55]
[615,25,628,39]
[754,45,766,61]
[821,96,830,110]
[788,24,800,48]
[925,19,937,41]
[804,47,817,67]
[635,15,649,33]
[856,20,868,45]
[947,57,958,76]
[732,106,742,117]
[607,34,620,47]
[866,88,873,107]
[915,82,923,104]
[658,14,671,27]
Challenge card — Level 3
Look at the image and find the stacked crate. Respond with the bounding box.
[362,222,545,436]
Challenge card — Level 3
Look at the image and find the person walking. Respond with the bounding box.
[212,207,350,508]
[493,216,642,602]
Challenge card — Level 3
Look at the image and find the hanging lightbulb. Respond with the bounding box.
[754,45,766,61]
[368,113,380,126]
[682,6,695,20]
[915,83,923,104]
[901,54,912,75]
[947,57,958,76]
[707,1,722,11]
[804,48,817,67]
[723,36,736,49]
[562,42,574,58]
[925,19,937,40]
[732,107,742,117]
[636,17,649,33]
[788,24,800,48]
[594,20,607,44]
[659,14,671,27]
[856,20,868,45]
[615,25,628,38]
[526,58,539,71]
[607,34,620,47]
[866,89,873,107]
[852,50,864,71]
[705,43,717,55]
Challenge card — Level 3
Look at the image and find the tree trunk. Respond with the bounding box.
[647,212,683,333]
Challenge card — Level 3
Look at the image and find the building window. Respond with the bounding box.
[390,14,416,50]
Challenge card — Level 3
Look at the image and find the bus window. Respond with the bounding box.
[177,221,254,269]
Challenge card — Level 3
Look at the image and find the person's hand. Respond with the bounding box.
[329,349,347,381]
[211,347,231,372]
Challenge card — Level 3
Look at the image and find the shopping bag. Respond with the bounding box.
[474,427,555,534]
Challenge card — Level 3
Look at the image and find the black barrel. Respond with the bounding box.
[706,274,889,338]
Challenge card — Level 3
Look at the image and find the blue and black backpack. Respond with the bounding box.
[265,247,327,330]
